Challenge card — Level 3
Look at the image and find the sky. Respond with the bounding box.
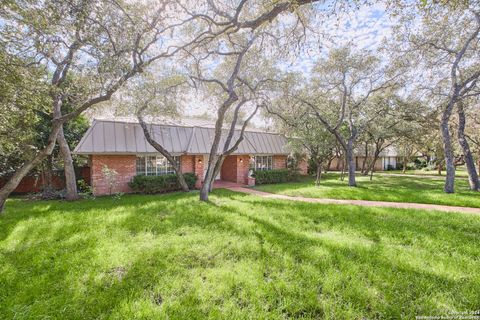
[288,2,394,75]
[258,2,395,129]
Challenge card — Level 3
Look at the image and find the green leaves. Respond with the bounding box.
[129,173,197,194]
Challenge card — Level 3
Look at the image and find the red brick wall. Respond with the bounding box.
[273,155,287,170]
[88,153,290,195]
[80,166,91,185]
[193,155,204,189]
[236,155,251,185]
[0,175,64,194]
[0,167,90,194]
[90,155,136,195]
[221,156,237,182]
[180,155,195,173]
[220,155,251,185]
[298,159,308,175]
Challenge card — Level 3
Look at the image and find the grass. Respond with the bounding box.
[255,173,480,208]
[381,167,469,177]
[1,191,480,319]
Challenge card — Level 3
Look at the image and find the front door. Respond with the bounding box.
[204,155,221,180]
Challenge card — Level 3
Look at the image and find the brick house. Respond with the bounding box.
[74,119,307,195]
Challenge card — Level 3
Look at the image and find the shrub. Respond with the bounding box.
[77,179,95,199]
[253,169,293,185]
[129,173,197,194]
[77,179,92,194]
[413,158,427,169]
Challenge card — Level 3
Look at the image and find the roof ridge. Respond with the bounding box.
[92,118,283,135]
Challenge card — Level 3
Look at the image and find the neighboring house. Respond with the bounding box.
[74,118,307,195]
[328,146,401,171]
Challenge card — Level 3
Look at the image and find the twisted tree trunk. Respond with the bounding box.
[441,102,456,193]
[457,102,479,191]
[57,125,79,200]
[346,136,357,187]
[0,122,62,214]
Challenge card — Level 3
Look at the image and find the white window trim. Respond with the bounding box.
[254,155,273,171]
[136,155,180,176]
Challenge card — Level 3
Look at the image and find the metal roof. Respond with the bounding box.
[73,119,290,155]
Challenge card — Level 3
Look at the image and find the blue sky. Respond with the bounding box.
[288,2,393,75]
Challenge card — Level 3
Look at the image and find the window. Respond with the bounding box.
[136,155,179,176]
[136,157,146,175]
[255,155,273,171]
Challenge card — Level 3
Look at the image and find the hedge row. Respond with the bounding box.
[253,169,296,185]
[129,173,197,194]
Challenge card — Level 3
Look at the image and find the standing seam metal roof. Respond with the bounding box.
[73,119,290,155]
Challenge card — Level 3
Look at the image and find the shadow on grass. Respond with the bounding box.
[254,174,480,208]
[1,190,480,318]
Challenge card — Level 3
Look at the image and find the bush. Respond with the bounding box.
[253,169,294,185]
[129,173,197,194]
[413,158,427,169]
[77,179,95,199]
[77,179,92,194]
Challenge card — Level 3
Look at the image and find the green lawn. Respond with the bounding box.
[380,165,470,177]
[255,173,480,208]
[1,191,480,319]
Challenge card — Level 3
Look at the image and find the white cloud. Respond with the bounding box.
[281,3,395,82]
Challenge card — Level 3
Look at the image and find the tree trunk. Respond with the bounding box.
[441,104,455,193]
[340,157,345,181]
[0,122,62,214]
[137,115,190,192]
[200,181,210,201]
[457,102,479,191]
[52,98,79,200]
[200,154,220,201]
[346,138,357,187]
[200,157,217,201]
[41,155,55,199]
[57,126,80,200]
[363,150,381,177]
[477,157,480,176]
[208,156,225,192]
[177,171,190,192]
[326,157,333,174]
[315,161,322,186]
[402,157,407,174]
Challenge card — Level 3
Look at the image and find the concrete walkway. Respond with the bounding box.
[226,187,480,215]
[374,172,451,179]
